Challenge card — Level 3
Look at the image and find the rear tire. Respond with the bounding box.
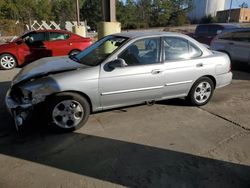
[47,92,90,132]
[0,54,17,70]
[187,77,214,106]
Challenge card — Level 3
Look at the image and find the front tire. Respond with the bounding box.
[188,77,214,106]
[0,54,17,70]
[48,92,90,132]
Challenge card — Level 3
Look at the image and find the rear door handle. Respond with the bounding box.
[228,42,234,45]
[196,63,203,67]
[151,69,163,74]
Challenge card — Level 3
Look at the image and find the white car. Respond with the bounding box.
[210,28,250,64]
[6,32,232,131]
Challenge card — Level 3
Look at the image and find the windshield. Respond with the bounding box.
[73,35,128,66]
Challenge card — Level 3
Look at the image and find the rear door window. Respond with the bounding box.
[218,32,233,40]
[196,25,223,36]
[49,32,70,41]
[189,43,202,58]
[231,31,250,43]
[163,37,202,61]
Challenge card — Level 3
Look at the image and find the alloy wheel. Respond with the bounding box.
[194,81,212,104]
[52,100,84,129]
[0,55,16,69]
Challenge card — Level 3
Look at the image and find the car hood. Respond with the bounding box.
[0,42,16,50]
[12,56,85,85]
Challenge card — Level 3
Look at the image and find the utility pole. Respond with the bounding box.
[227,0,233,23]
[102,0,116,22]
[76,0,80,26]
[98,0,121,39]
[72,0,86,37]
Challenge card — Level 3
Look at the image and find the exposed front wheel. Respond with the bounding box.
[188,77,214,106]
[48,92,90,132]
[0,54,17,70]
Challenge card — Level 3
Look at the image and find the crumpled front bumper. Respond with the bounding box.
[5,89,33,129]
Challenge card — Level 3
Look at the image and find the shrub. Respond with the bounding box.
[200,15,217,24]
[122,22,138,30]
[169,11,189,26]
[0,19,24,36]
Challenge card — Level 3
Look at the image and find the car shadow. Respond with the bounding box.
[232,70,250,81]
[0,81,19,138]
[0,81,10,102]
[232,61,250,72]
[0,130,250,187]
[231,61,250,81]
[0,83,250,187]
[157,98,191,107]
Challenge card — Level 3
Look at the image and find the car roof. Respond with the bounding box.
[112,31,212,56]
[26,29,72,34]
[197,23,240,28]
[112,31,188,39]
[220,27,250,34]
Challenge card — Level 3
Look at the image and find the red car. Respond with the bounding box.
[0,30,92,70]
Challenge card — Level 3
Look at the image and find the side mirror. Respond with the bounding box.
[108,58,127,69]
[25,37,34,44]
[15,38,24,45]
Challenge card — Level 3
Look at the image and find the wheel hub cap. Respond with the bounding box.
[194,82,211,104]
[52,100,84,129]
[0,56,15,69]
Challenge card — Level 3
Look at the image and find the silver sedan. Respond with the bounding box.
[6,32,232,131]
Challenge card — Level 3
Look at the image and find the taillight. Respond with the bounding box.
[227,54,232,72]
[229,60,232,72]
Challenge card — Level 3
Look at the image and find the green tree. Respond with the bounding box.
[0,0,19,20]
[137,0,151,27]
[52,0,82,23]
[35,0,53,21]
[116,0,126,26]
[200,15,217,24]
[169,11,189,26]
[0,0,54,23]
[80,0,101,30]
[0,0,193,33]
[150,0,172,27]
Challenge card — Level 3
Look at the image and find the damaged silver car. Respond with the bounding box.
[5,32,232,131]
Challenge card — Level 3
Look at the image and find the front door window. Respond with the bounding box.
[119,38,161,66]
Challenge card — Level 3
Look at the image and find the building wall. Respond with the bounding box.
[217,8,250,23]
[189,0,226,21]
[239,8,250,22]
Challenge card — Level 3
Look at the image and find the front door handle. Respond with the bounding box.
[196,63,203,67]
[151,69,163,74]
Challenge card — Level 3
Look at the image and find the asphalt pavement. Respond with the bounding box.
[0,67,250,188]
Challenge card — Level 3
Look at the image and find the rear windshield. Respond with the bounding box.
[196,25,223,35]
[219,30,250,42]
